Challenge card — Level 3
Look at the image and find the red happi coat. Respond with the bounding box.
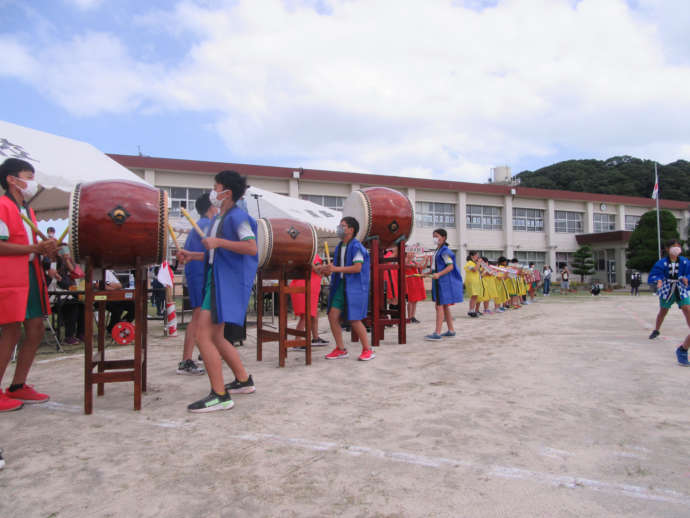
[0,195,51,325]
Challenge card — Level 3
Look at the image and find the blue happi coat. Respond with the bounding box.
[648,255,690,301]
[184,216,212,308]
[432,244,464,305]
[327,238,370,321]
[204,207,258,326]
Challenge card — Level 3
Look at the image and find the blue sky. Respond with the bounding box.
[2,0,689,183]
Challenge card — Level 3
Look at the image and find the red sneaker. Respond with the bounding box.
[8,384,50,404]
[358,349,376,361]
[0,390,24,412]
[325,348,349,360]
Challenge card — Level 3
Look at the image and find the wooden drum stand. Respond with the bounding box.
[256,265,312,367]
[353,238,407,347]
[83,257,148,414]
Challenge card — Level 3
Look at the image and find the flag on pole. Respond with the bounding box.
[651,170,659,199]
[157,262,178,336]
[157,261,175,287]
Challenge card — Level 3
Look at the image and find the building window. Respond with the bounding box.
[593,213,616,233]
[300,194,345,211]
[477,250,504,262]
[164,187,206,218]
[512,208,544,232]
[556,252,574,269]
[515,251,546,271]
[625,215,641,231]
[415,202,456,228]
[466,205,502,230]
[554,211,583,233]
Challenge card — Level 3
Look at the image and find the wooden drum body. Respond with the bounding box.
[69,180,168,268]
[342,187,414,248]
[257,218,317,271]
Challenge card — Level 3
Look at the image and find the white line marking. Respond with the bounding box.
[42,401,194,429]
[36,354,83,364]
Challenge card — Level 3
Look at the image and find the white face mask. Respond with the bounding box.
[209,189,229,208]
[433,237,440,246]
[15,178,39,199]
[669,246,682,257]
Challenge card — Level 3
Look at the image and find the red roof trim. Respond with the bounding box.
[108,154,690,210]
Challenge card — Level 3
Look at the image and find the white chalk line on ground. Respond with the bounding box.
[35,354,83,364]
[37,402,690,506]
[617,304,676,342]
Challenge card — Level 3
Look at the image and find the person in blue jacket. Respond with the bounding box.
[647,238,690,365]
[176,193,218,376]
[425,228,463,341]
[177,170,258,412]
[322,216,375,361]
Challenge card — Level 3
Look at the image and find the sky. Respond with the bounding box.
[1,0,689,183]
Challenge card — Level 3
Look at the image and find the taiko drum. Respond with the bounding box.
[69,180,168,268]
[256,218,318,272]
[342,187,414,248]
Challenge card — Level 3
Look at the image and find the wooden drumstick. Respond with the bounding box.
[57,226,69,244]
[20,213,48,241]
[324,241,331,264]
[167,223,181,249]
[180,208,206,238]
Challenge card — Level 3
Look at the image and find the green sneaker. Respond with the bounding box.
[187,390,234,413]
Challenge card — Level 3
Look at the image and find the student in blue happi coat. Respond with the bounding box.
[647,239,690,365]
[322,217,375,361]
[177,171,258,412]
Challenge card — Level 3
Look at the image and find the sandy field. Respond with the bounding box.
[2,292,690,518]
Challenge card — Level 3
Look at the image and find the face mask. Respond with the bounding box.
[669,246,682,257]
[336,226,345,239]
[433,237,440,246]
[16,178,39,199]
[209,189,229,208]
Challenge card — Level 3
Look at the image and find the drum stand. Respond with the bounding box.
[256,265,312,367]
[353,238,407,347]
[83,257,148,414]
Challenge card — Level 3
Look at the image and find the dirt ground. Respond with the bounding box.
[2,292,690,518]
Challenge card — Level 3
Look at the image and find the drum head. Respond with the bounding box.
[256,218,272,268]
[342,190,370,243]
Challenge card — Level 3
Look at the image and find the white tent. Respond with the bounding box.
[0,120,149,220]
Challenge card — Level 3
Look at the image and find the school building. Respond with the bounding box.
[109,154,690,287]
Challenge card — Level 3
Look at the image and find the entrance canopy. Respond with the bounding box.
[0,120,148,220]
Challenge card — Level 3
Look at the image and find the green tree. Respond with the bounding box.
[572,245,595,282]
[626,210,679,272]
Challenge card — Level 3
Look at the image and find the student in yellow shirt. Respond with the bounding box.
[464,251,482,318]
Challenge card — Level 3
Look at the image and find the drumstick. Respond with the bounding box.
[180,208,206,238]
[57,226,69,244]
[324,241,331,264]
[167,223,181,249]
[20,213,48,241]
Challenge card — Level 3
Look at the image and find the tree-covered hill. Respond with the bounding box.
[515,156,690,201]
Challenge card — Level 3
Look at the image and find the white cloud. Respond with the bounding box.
[63,0,103,10]
[4,0,690,179]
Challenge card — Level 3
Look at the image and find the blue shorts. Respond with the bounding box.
[187,273,205,309]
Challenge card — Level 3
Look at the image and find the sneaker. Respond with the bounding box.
[676,346,689,366]
[358,349,376,361]
[225,375,256,394]
[312,337,330,346]
[497,307,506,313]
[424,332,442,341]
[649,330,660,339]
[325,348,349,360]
[177,359,205,376]
[467,312,478,318]
[0,448,4,469]
[7,384,49,404]
[484,310,493,315]
[441,330,456,338]
[187,390,234,413]
[0,390,23,413]
[63,336,80,345]
[410,317,420,324]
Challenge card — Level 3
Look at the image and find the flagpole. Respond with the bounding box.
[654,163,661,260]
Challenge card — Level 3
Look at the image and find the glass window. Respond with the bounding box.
[477,250,504,262]
[163,186,210,218]
[415,201,456,228]
[466,205,502,230]
[300,194,345,211]
[554,211,583,233]
[512,208,544,232]
[593,213,616,233]
[515,251,546,271]
[625,215,640,231]
[556,252,574,269]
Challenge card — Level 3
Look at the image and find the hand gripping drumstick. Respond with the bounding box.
[20,213,48,241]
[180,208,206,238]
